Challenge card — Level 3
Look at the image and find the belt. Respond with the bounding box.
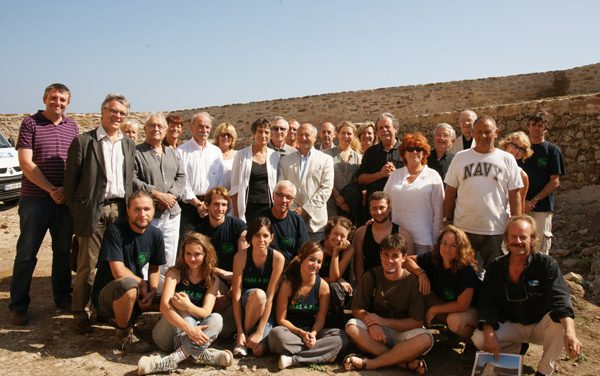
[101,198,125,206]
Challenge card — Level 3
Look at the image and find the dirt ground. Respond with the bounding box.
[1,187,599,376]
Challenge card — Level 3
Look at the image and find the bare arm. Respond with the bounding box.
[352,226,366,280]
[19,148,64,203]
[443,184,457,219]
[508,188,522,216]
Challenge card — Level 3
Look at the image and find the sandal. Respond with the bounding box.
[404,356,428,375]
[343,353,367,371]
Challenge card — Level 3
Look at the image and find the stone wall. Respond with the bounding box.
[1,63,599,189]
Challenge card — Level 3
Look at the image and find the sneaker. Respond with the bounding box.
[278,354,295,370]
[9,310,29,326]
[74,312,92,334]
[137,354,177,375]
[196,348,233,367]
[116,327,153,354]
[233,344,248,357]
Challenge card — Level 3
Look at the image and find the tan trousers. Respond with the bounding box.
[528,211,553,255]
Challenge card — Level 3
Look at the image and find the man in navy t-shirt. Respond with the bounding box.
[91,190,165,353]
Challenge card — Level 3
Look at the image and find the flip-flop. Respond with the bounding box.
[404,356,427,375]
[343,353,367,371]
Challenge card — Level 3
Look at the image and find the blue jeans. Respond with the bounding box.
[152,312,223,358]
[10,196,73,312]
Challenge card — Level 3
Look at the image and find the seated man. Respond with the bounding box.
[91,190,165,353]
[472,215,582,376]
[344,234,433,374]
[195,186,247,338]
[254,180,308,262]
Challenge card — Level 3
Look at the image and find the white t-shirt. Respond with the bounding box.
[444,148,523,235]
[384,165,444,246]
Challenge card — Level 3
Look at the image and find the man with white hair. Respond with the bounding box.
[255,180,309,261]
[133,113,186,285]
[286,119,300,148]
[450,109,477,154]
[427,123,456,180]
[268,116,296,156]
[177,112,224,237]
[279,123,333,242]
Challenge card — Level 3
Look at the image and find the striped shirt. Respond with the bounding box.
[17,111,79,197]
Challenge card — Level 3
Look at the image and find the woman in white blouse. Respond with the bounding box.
[213,122,238,189]
[384,132,444,255]
[230,118,280,222]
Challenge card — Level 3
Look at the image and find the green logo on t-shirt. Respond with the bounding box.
[221,244,234,255]
[536,157,548,168]
[137,252,149,267]
[282,238,294,248]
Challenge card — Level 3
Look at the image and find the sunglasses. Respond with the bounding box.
[509,142,527,154]
[220,133,233,138]
[405,146,423,153]
[272,127,288,132]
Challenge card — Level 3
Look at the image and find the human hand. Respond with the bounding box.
[186,324,209,346]
[418,273,431,296]
[363,312,386,327]
[340,281,353,294]
[367,324,386,343]
[171,292,193,312]
[564,332,583,359]
[196,201,208,218]
[483,329,501,360]
[155,192,177,209]
[138,286,156,311]
[425,307,438,326]
[50,186,65,204]
[247,331,263,349]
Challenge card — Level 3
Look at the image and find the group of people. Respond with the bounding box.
[8,83,581,376]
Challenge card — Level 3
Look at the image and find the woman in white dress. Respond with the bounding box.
[213,122,238,190]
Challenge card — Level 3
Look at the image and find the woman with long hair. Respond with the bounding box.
[231,217,285,357]
[268,242,348,369]
[139,233,232,374]
[404,225,479,338]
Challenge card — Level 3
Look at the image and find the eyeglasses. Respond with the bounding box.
[274,191,295,200]
[509,142,527,154]
[146,123,165,129]
[272,127,288,132]
[505,284,528,303]
[405,146,423,153]
[106,108,128,117]
[220,133,233,138]
[440,240,458,249]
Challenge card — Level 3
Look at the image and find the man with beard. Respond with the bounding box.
[427,123,456,180]
[353,191,413,279]
[91,191,165,353]
[255,180,309,262]
[344,234,432,374]
[472,215,582,376]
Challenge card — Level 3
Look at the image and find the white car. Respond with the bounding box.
[0,131,22,203]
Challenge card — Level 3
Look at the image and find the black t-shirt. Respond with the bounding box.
[195,216,247,272]
[92,221,166,306]
[357,140,404,200]
[416,252,479,306]
[255,207,308,262]
[427,149,455,181]
[519,141,565,212]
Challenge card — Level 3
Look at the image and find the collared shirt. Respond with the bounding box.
[427,149,455,181]
[298,147,314,180]
[357,139,403,198]
[177,138,224,201]
[96,126,125,199]
[134,142,186,218]
[477,252,574,331]
[17,111,79,197]
[268,141,296,157]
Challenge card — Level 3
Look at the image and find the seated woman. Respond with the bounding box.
[404,225,479,338]
[320,216,355,320]
[269,242,348,369]
[231,217,285,357]
[499,131,533,213]
[140,233,232,375]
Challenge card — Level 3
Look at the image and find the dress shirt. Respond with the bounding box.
[177,138,224,201]
[96,126,125,199]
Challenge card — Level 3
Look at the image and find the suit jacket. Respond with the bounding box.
[278,149,333,233]
[64,128,135,236]
[450,134,476,154]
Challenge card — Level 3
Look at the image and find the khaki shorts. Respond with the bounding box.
[97,277,139,320]
[346,317,434,354]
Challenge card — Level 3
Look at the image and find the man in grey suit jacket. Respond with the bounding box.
[278,123,334,242]
[64,93,135,334]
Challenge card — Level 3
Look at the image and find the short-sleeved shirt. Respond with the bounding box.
[195,216,247,272]
[16,111,79,197]
[416,252,479,306]
[255,207,308,262]
[357,140,403,201]
[91,220,166,306]
[519,141,565,212]
[427,149,455,181]
[352,266,424,321]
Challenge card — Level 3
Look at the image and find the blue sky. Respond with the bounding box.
[1,0,599,114]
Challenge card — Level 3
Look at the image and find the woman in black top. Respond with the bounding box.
[231,217,285,357]
[139,233,232,374]
[269,242,348,369]
[405,225,479,338]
